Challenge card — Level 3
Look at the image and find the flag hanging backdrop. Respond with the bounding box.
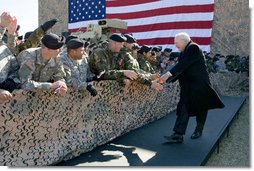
[68,0,214,52]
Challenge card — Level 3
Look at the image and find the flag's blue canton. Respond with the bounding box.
[68,0,106,23]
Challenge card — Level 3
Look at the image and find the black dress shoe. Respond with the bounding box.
[190,130,202,139]
[164,133,183,143]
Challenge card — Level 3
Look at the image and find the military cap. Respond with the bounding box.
[24,31,33,40]
[152,46,161,52]
[65,35,78,44]
[109,33,127,42]
[139,45,152,53]
[164,48,172,53]
[41,33,65,49]
[66,38,84,49]
[124,34,136,43]
[132,43,140,50]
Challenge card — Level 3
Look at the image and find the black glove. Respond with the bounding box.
[41,19,58,32]
[86,85,97,97]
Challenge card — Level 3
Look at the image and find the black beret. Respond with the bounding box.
[164,48,172,53]
[24,31,33,40]
[152,46,161,52]
[41,33,65,49]
[124,34,136,43]
[109,33,127,42]
[139,45,152,53]
[65,35,78,44]
[132,43,140,50]
[67,38,84,49]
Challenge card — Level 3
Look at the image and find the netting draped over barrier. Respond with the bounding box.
[0,72,248,166]
[0,80,180,166]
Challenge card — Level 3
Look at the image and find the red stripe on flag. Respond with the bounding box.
[137,37,212,46]
[121,21,213,33]
[106,4,214,20]
[106,0,159,7]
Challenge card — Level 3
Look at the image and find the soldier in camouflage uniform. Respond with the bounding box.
[60,38,97,96]
[7,18,58,56]
[137,45,156,74]
[0,12,20,102]
[89,33,163,91]
[18,33,67,96]
[151,46,162,73]
[117,34,160,86]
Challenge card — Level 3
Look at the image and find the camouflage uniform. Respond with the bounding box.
[118,47,152,86]
[7,27,45,56]
[0,45,20,85]
[0,28,20,91]
[89,44,152,86]
[60,52,94,91]
[18,47,66,90]
[137,53,156,74]
[0,27,7,45]
[148,59,160,73]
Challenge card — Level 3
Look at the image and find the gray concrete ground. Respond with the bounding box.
[205,96,250,167]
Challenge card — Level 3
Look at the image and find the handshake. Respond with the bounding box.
[150,72,172,91]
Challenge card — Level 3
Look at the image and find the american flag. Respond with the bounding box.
[68,0,214,52]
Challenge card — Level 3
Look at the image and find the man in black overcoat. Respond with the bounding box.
[159,32,225,143]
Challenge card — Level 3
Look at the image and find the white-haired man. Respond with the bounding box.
[159,32,225,143]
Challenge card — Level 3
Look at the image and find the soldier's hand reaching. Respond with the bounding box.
[154,72,172,84]
[41,18,58,32]
[0,12,13,28]
[150,81,163,91]
[0,89,13,103]
[151,73,160,81]
[123,70,138,80]
[7,16,17,35]
[50,81,68,96]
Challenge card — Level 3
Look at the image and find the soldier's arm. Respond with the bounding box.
[52,57,66,83]
[8,53,21,85]
[0,27,6,41]
[18,53,52,90]
[89,51,124,80]
[61,57,87,91]
[123,53,152,86]
[16,27,45,54]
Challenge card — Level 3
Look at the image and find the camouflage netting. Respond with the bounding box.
[0,72,248,166]
[0,80,180,166]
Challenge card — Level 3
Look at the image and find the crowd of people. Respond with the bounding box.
[2,11,249,143]
[0,11,182,103]
[204,52,249,74]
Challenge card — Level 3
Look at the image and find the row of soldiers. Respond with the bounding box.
[204,52,249,74]
[1,11,180,103]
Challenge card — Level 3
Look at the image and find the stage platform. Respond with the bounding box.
[58,96,246,166]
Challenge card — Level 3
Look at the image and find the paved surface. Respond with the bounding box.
[205,96,250,167]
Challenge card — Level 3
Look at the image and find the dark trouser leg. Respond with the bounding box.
[0,78,17,93]
[173,104,189,135]
[195,110,208,132]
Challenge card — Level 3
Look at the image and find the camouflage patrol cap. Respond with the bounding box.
[66,38,84,49]
[124,34,136,43]
[109,33,127,42]
[41,33,65,49]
